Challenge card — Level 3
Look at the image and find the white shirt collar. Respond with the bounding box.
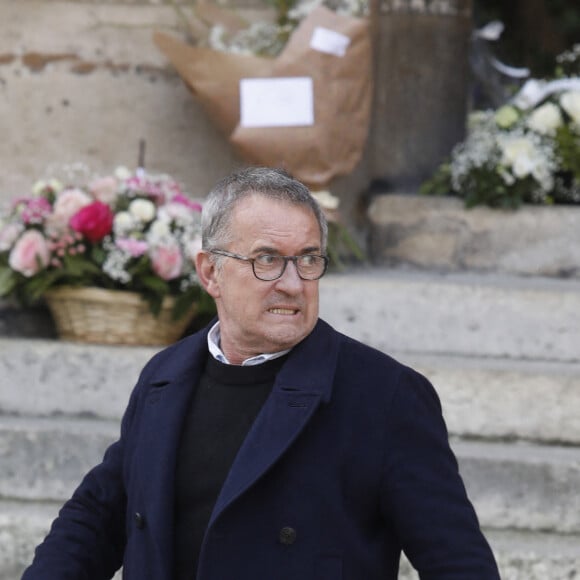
[207,321,291,366]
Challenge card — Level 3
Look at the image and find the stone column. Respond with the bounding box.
[370,0,473,190]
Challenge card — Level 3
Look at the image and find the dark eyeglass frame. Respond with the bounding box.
[209,249,329,281]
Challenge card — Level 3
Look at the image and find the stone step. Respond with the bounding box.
[2,498,579,580]
[0,337,154,421]
[486,529,580,580]
[0,500,60,580]
[2,416,580,535]
[367,193,580,279]
[400,528,580,580]
[454,440,580,534]
[0,500,122,580]
[3,338,579,445]
[319,270,580,363]
[403,354,580,445]
[0,416,118,502]
[2,269,579,360]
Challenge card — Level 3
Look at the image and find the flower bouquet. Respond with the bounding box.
[0,166,207,343]
[155,0,372,190]
[421,45,580,209]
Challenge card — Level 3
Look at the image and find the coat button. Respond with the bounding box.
[134,512,146,529]
[279,526,297,545]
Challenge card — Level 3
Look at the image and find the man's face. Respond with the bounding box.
[198,193,322,364]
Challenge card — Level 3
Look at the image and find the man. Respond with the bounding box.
[23,167,500,579]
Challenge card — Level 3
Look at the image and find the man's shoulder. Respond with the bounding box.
[137,324,210,383]
[315,318,420,381]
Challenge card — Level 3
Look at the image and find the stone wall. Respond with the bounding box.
[0,1,241,200]
[1,0,474,219]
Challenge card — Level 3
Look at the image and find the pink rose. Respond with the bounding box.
[70,201,114,243]
[171,193,202,212]
[0,222,24,252]
[89,176,118,204]
[150,243,183,280]
[158,202,196,225]
[49,188,92,232]
[116,237,149,257]
[8,230,51,277]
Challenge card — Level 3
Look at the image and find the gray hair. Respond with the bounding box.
[202,166,328,253]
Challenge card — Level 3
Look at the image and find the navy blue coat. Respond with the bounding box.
[24,319,500,579]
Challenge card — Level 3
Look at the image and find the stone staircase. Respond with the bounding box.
[2,194,580,579]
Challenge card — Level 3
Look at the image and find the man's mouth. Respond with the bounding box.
[268,308,298,315]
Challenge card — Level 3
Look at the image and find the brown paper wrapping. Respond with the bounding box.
[154,6,372,188]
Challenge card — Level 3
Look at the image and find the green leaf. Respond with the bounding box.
[0,267,17,297]
[62,254,102,277]
[140,275,170,296]
[420,163,453,197]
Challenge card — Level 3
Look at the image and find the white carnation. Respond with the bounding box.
[129,198,156,223]
[560,91,580,127]
[113,211,135,236]
[499,136,539,178]
[526,102,562,135]
[498,133,556,192]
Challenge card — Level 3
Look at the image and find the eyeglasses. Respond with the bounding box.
[209,249,328,281]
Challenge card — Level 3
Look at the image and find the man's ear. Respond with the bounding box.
[195,251,221,299]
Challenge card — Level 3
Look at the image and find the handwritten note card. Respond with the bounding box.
[310,26,351,57]
[240,77,315,128]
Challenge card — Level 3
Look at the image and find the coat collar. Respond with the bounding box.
[144,317,340,400]
[205,319,340,528]
[273,318,340,403]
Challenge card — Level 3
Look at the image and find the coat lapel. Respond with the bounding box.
[208,319,340,526]
[134,332,208,575]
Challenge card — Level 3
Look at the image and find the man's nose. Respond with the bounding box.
[275,259,304,290]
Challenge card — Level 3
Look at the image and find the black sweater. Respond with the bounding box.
[173,353,287,580]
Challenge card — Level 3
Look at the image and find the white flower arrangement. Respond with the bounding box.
[422,85,580,208]
[193,0,368,57]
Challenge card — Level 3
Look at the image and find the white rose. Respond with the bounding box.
[512,154,535,179]
[560,91,580,126]
[129,199,156,223]
[311,190,340,210]
[499,136,538,178]
[113,211,135,236]
[114,166,132,180]
[526,102,562,135]
[494,105,519,129]
[32,178,64,196]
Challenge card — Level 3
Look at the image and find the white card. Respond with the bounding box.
[310,26,351,57]
[240,77,315,128]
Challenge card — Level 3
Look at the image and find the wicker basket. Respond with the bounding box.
[45,286,196,346]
